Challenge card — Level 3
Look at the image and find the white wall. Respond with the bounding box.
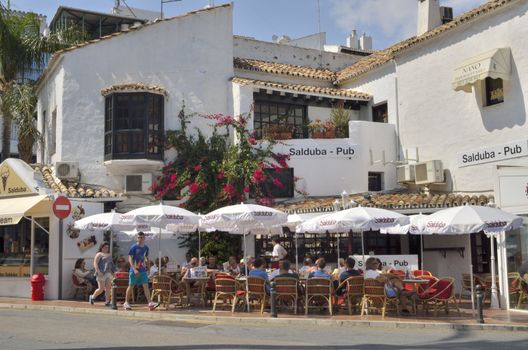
[234,36,361,71]
[38,5,234,192]
[345,2,528,194]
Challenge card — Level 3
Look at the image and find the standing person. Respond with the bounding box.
[271,238,287,269]
[124,232,158,311]
[89,242,115,306]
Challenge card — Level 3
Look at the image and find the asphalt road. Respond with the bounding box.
[0,309,527,350]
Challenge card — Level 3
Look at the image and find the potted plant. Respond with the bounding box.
[331,102,351,138]
[266,124,293,140]
[308,118,335,138]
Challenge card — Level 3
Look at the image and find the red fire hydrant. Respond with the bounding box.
[30,273,46,301]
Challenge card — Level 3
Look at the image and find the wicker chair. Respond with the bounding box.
[111,274,133,303]
[335,276,364,315]
[212,277,244,312]
[246,276,268,313]
[71,273,90,300]
[305,277,333,316]
[419,277,460,317]
[360,278,399,318]
[151,274,184,310]
[458,273,481,304]
[273,277,299,314]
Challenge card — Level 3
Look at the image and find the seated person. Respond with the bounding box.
[308,258,332,279]
[148,260,159,279]
[199,256,207,267]
[248,257,270,292]
[298,258,314,276]
[182,257,198,278]
[238,256,255,276]
[272,260,299,280]
[181,252,192,269]
[336,257,361,295]
[207,256,220,270]
[333,258,346,278]
[364,257,413,314]
[223,256,240,277]
[114,256,129,277]
[73,258,97,289]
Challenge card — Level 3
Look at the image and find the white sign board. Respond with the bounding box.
[458,139,528,167]
[277,139,359,159]
[351,254,418,272]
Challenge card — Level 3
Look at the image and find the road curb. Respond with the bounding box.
[1,302,527,332]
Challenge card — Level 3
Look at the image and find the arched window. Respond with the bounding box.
[104,92,164,160]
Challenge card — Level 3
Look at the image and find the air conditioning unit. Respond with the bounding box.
[396,164,415,183]
[124,173,153,194]
[414,160,444,185]
[55,161,79,179]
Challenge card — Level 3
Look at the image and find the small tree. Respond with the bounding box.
[331,101,352,138]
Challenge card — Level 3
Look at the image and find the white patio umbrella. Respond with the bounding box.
[296,206,410,266]
[73,210,132,252]
[200,203,288,276]
[115,225,178,241]
[380,213,429,270]
[120,203,200,275]
[422,205,523,309]
[201,203,287,312]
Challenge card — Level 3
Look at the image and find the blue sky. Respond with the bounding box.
[7,0,488,49]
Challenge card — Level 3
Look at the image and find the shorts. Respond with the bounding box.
[96,272,113,284]
[129,271,149,286]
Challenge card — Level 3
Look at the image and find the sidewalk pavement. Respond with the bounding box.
[1,297,527,331]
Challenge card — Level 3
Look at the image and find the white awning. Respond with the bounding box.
[452,48,511,93]
[0,195,51,226]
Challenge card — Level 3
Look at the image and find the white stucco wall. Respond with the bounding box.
[234,36,361,71]
[38,5,234,192]
[344,2,528,194]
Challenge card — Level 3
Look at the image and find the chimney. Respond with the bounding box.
[346,30,359,49]
[440,6,454,24]
[417,0,442,36]
[359,33,372,51]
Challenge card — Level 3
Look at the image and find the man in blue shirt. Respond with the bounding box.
[308,258,332,279]
[248,257,270,292]
[124,231,158,311]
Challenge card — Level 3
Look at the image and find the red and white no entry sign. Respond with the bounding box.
[53,196,72,219]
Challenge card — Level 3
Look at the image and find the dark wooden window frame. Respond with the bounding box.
[104,92,164,161]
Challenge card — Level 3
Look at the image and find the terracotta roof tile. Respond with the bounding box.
[335,0,519,84]
[234,57,336,81]
[33,164,124,199]
[101,83,168,96]
[274,192,494,214]
[232,77,371,100]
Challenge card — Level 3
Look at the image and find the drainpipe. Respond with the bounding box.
[393,60,402,162]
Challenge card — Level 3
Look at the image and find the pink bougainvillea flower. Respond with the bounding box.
[243,186,250,193]
[251,168,266,184]
[193,165,201,171]
[248,137,257,145]
[170,173,177,183]
[189,182,199,193]
[216,171,225,180]
[272,178,284,187]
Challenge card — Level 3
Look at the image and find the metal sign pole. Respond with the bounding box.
[58,218,63,300]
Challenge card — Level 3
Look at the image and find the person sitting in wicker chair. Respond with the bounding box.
[364,257,414,314]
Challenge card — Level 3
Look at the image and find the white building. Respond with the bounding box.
[0,1,526,310]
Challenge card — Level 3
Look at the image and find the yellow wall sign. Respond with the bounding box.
[0,162,34,197]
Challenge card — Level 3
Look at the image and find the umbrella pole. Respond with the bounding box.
[469,237,475,316]
[244,231,250,312]
[198,230,201,263]
[158,226,162,276]
[420,235,424,271]
[490,233,500,309]
[361,231,365,268]
[295,232,299,272]
[337,232,340,265]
